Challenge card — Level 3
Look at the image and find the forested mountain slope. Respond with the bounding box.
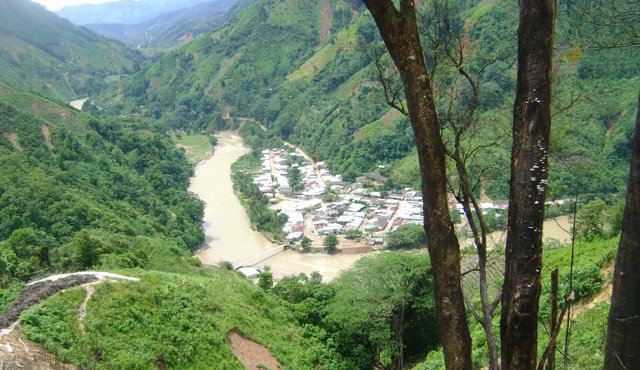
[85,0,251,49]
[104,0,639,200]
[0,82,204,285]
[0,0,145,102]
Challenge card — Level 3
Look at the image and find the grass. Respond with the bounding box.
[171,133,214,163]
[286,14,360,83]
[414,236,618,369]
[461,0,498,23]
[20,270,315,369]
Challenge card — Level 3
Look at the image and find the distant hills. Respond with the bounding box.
[0,0,145,102]
[84,0,252,49]
[56,0,212,25]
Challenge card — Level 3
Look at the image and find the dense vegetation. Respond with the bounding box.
[20,270,315,369]
[102,0,638,202]
[231,153,287,241]
[417,236,618,369]
[0,83,204,286]
[0,0,146,101]
[271,252,439,369]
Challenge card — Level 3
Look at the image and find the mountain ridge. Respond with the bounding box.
[56,0,213,25]
[0,0,146,102]
[84,0,250,49]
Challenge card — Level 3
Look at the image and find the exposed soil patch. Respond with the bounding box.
[3,132,21,151]
[228,331,281,370]
[41,124,54,150]
[0,326,75,370]
[0,275,98,329]
[380,108,401,125]
[319,0,331,43]
[571,264,614,319]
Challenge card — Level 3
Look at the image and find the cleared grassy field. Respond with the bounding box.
[171,134,214,163]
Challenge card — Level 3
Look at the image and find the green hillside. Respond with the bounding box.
[0,0,146,102]
[103,0,639,200]
[101,0,361,126]
[0,83,204,284]
[20,270,315,369]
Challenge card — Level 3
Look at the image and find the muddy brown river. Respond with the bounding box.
[191,132,573,282]
[191,132,363,281]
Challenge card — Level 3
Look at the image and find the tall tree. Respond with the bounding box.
[360,1,472,368]
[363,2,507,366]
[500,0,556,369]
[604,93,640,369]
[569,1,640,367]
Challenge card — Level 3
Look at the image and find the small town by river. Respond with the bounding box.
[190,132,364,281]
[190,132,573,282]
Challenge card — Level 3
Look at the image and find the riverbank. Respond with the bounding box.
[191,132,274,266]
[190,132,573,282]
[190,132,365,281]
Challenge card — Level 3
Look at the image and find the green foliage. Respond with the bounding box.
[21,271,315,369]
[576,198,624,241]
[323,233,339,254]
[344,229,363,240]
[0,280,24,315]
[299,236,312,251]
[552,302,609,369]
[272,252,439,369]
[287,166,303,192]
[0,0,145,101]
[418,236,617,369]
[217,260,234,270]
[482,209,508,233]
[231,154,286,240]
[326,252,439,368]
[20,288,87,364]
[257,266,273,291]
[540,237,617,315]
[386,224,426,249]
[0,86,204,286]
[171,133,215,163]
[98,0,636,204]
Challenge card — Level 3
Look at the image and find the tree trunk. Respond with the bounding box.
[360,1,472,368]
[546,269,558,370]
[501,0,556,369]
[604,92,640,369]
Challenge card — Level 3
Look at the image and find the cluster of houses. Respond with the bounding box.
[252,147,517,249]
[252,148,431,246]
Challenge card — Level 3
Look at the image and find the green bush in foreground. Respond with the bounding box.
[21,270,314,369]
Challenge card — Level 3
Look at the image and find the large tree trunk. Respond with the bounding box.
[360,1,472,368]
[501,0,556,369]
[604,92,640,369]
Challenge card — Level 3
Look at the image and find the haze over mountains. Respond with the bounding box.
[56,0,214,25]
[82,0,252,48]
